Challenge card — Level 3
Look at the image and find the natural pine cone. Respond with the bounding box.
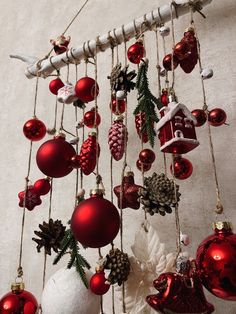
[103,248,130,286]
[108,63,136,93]
[32,219,66,255]
[108,117,128,161]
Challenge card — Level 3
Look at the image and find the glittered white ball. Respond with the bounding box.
[159,25,170,37]
[116,90,126,100]
[41,268,100,314]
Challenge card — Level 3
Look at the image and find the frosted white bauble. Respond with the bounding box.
[41,268,100,314]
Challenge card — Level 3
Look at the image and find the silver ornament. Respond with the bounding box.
[159,26,170,37]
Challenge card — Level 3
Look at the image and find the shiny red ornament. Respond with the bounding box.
[71,191,120,248]
[70,155,81,169]
[113,171,142,209]
[171,156,193,180]
[136,159,152,172]
[191,109,207,127]
[79,133,100,175]
[18,185,42,211]
[83,108,101,128]
[110,98,126,114]
[139,149,156,164]
[179,29,198,73]
[196,221,236,300]
[36,134,76,178]
[75,77,99,103]
[33,178,51,196]
[135,113,150,143]
[163,54,179,71]
[49,78,64,95]
[90,271,110,295]
[160,90,169,106]
[127,41,145,64]
[23,118,46,141]
[174,41,191,60]
[208,108,227,126]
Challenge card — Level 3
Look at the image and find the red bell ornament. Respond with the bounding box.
[191,109,207,127]
[49,78,64,95]
[36,134,76,178]
[0,282,38,314]
[136,159,152,172]
[208,108,227,126]
[90,270,110,295]
[127,40,145,64]
[110,98,126,114]
[163,54,179,71]
[33,178,51,195]
[139,149,156,164]
[75,77,99,103]
[171,156,193,180]
[71,189,120,248]
[196,221,236,300]
[23,118,46,141]
[83,108,101,128]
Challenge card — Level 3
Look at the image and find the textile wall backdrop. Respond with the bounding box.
[0,0,236,313]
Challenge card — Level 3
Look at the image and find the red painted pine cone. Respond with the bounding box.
[108,118,128,161]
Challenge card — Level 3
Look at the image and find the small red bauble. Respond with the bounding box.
[171,156,193,180]
[196,222,236,300]
[208,108,227,126]
[139,149,156,164]
[23,118,46,141]
[71,191,120,248]
[127,41,145,64]
[174,41,191,60]
[191,109,207,127]
[33,178,51,195]
[161,90,169,106]
[75,77,99,103]
[110,98,126,114]
[136,159,152,172]
[70,155,81,169]
[36,134,76,178]
[83,108,101,128]
[163,54,179,71]
[49,78,64,95]
[90,271,110,295]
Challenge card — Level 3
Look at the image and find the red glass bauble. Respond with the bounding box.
[71,192,120,248]
[139,149,156,164]
[23,118,46,141]
[90,271,110,295]
[70,155,81,169]
[49,78,64,95]
[36,135,76,178]
[208,108,227,126]
[161,90,169,106]
[196,222,236,300]
[163,54,179,71]
[174,41,191,60]
[33,178,51,196]
[191,109,207,127]
[110,98,126,114]
[83,108,101,128]
[127,42,145,64]
[171,156,193,180]
[136,159,152,172]
[75,77,99,103]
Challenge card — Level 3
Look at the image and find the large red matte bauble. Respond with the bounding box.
[136,159,152,172]
[127,42,145,64]
[0,289,38,313]
[171,156,193,180]
[49,78,64,95]
[191,109,207,127]
[83,108,101,128]
[163,54,179,71]
[208,108,227,126]
[36,135,76,178]
[139,149,156,164]
[71,193,120,248]
[23,118,46,141]
[174,41,191,60]
[110,98,126,114]
[90,271,110,295]
[196,222,236,300]
[33,178,51,195]
[75,77,99,103]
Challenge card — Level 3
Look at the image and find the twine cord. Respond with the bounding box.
[170,1,176,90]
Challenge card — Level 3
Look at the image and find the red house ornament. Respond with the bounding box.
[156,101,199,154]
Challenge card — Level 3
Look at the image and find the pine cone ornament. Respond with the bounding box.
[108,63,136,93]
[138,173,181,216]
[108,116,128,161]
[135,112,149,143]
[103,248,130,286]
[32,219,66,255]
[79,132,100,175]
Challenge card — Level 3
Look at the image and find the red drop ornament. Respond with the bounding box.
[36,134,76,178]
[90,271,110,295]
[191,109,207,127]
[110,98,126,114]
[49,78,64,95]
[171,156,193,180]
[163,54,179,71]
[139,149,156,164]
[208,108,227,126]
[160,90,169,106]
[127,41,145,64]
[75,77,99,103]
[83,108,101,128]
[196,221,236,300]
[136,159,152,172]
[79,133,100,175]
[33,178,51,195]
[23,118,46,141]
[71,190,120,248]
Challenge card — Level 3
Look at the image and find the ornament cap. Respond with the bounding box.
[114,115,124,121]
[212,221,232,231]
[54,132,66,139]
[88,131,97,137]
[90,188,104,196]
[11,282,25,292]
[125,171,134,177]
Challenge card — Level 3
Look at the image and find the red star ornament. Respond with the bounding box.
[18,185,42,211]
[114,171,142,209]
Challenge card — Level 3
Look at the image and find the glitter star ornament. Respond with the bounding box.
[18,185,42,211]
[57,83,78,104]
[113,171,142,209]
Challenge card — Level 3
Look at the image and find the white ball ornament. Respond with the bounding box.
[201,68,213,80]
[116,90,126,100]
[41,268,100,314]
[159,26,170,37]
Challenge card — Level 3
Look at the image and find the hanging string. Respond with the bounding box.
[170,1,176,90]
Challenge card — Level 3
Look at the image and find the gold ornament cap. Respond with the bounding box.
[114,115,124,122]
[90,188,104,196]
[88,131,97,137]
[125,171,134,177]
[212,221,232,231]
[11,282,25,292]
[55,132,66,139]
